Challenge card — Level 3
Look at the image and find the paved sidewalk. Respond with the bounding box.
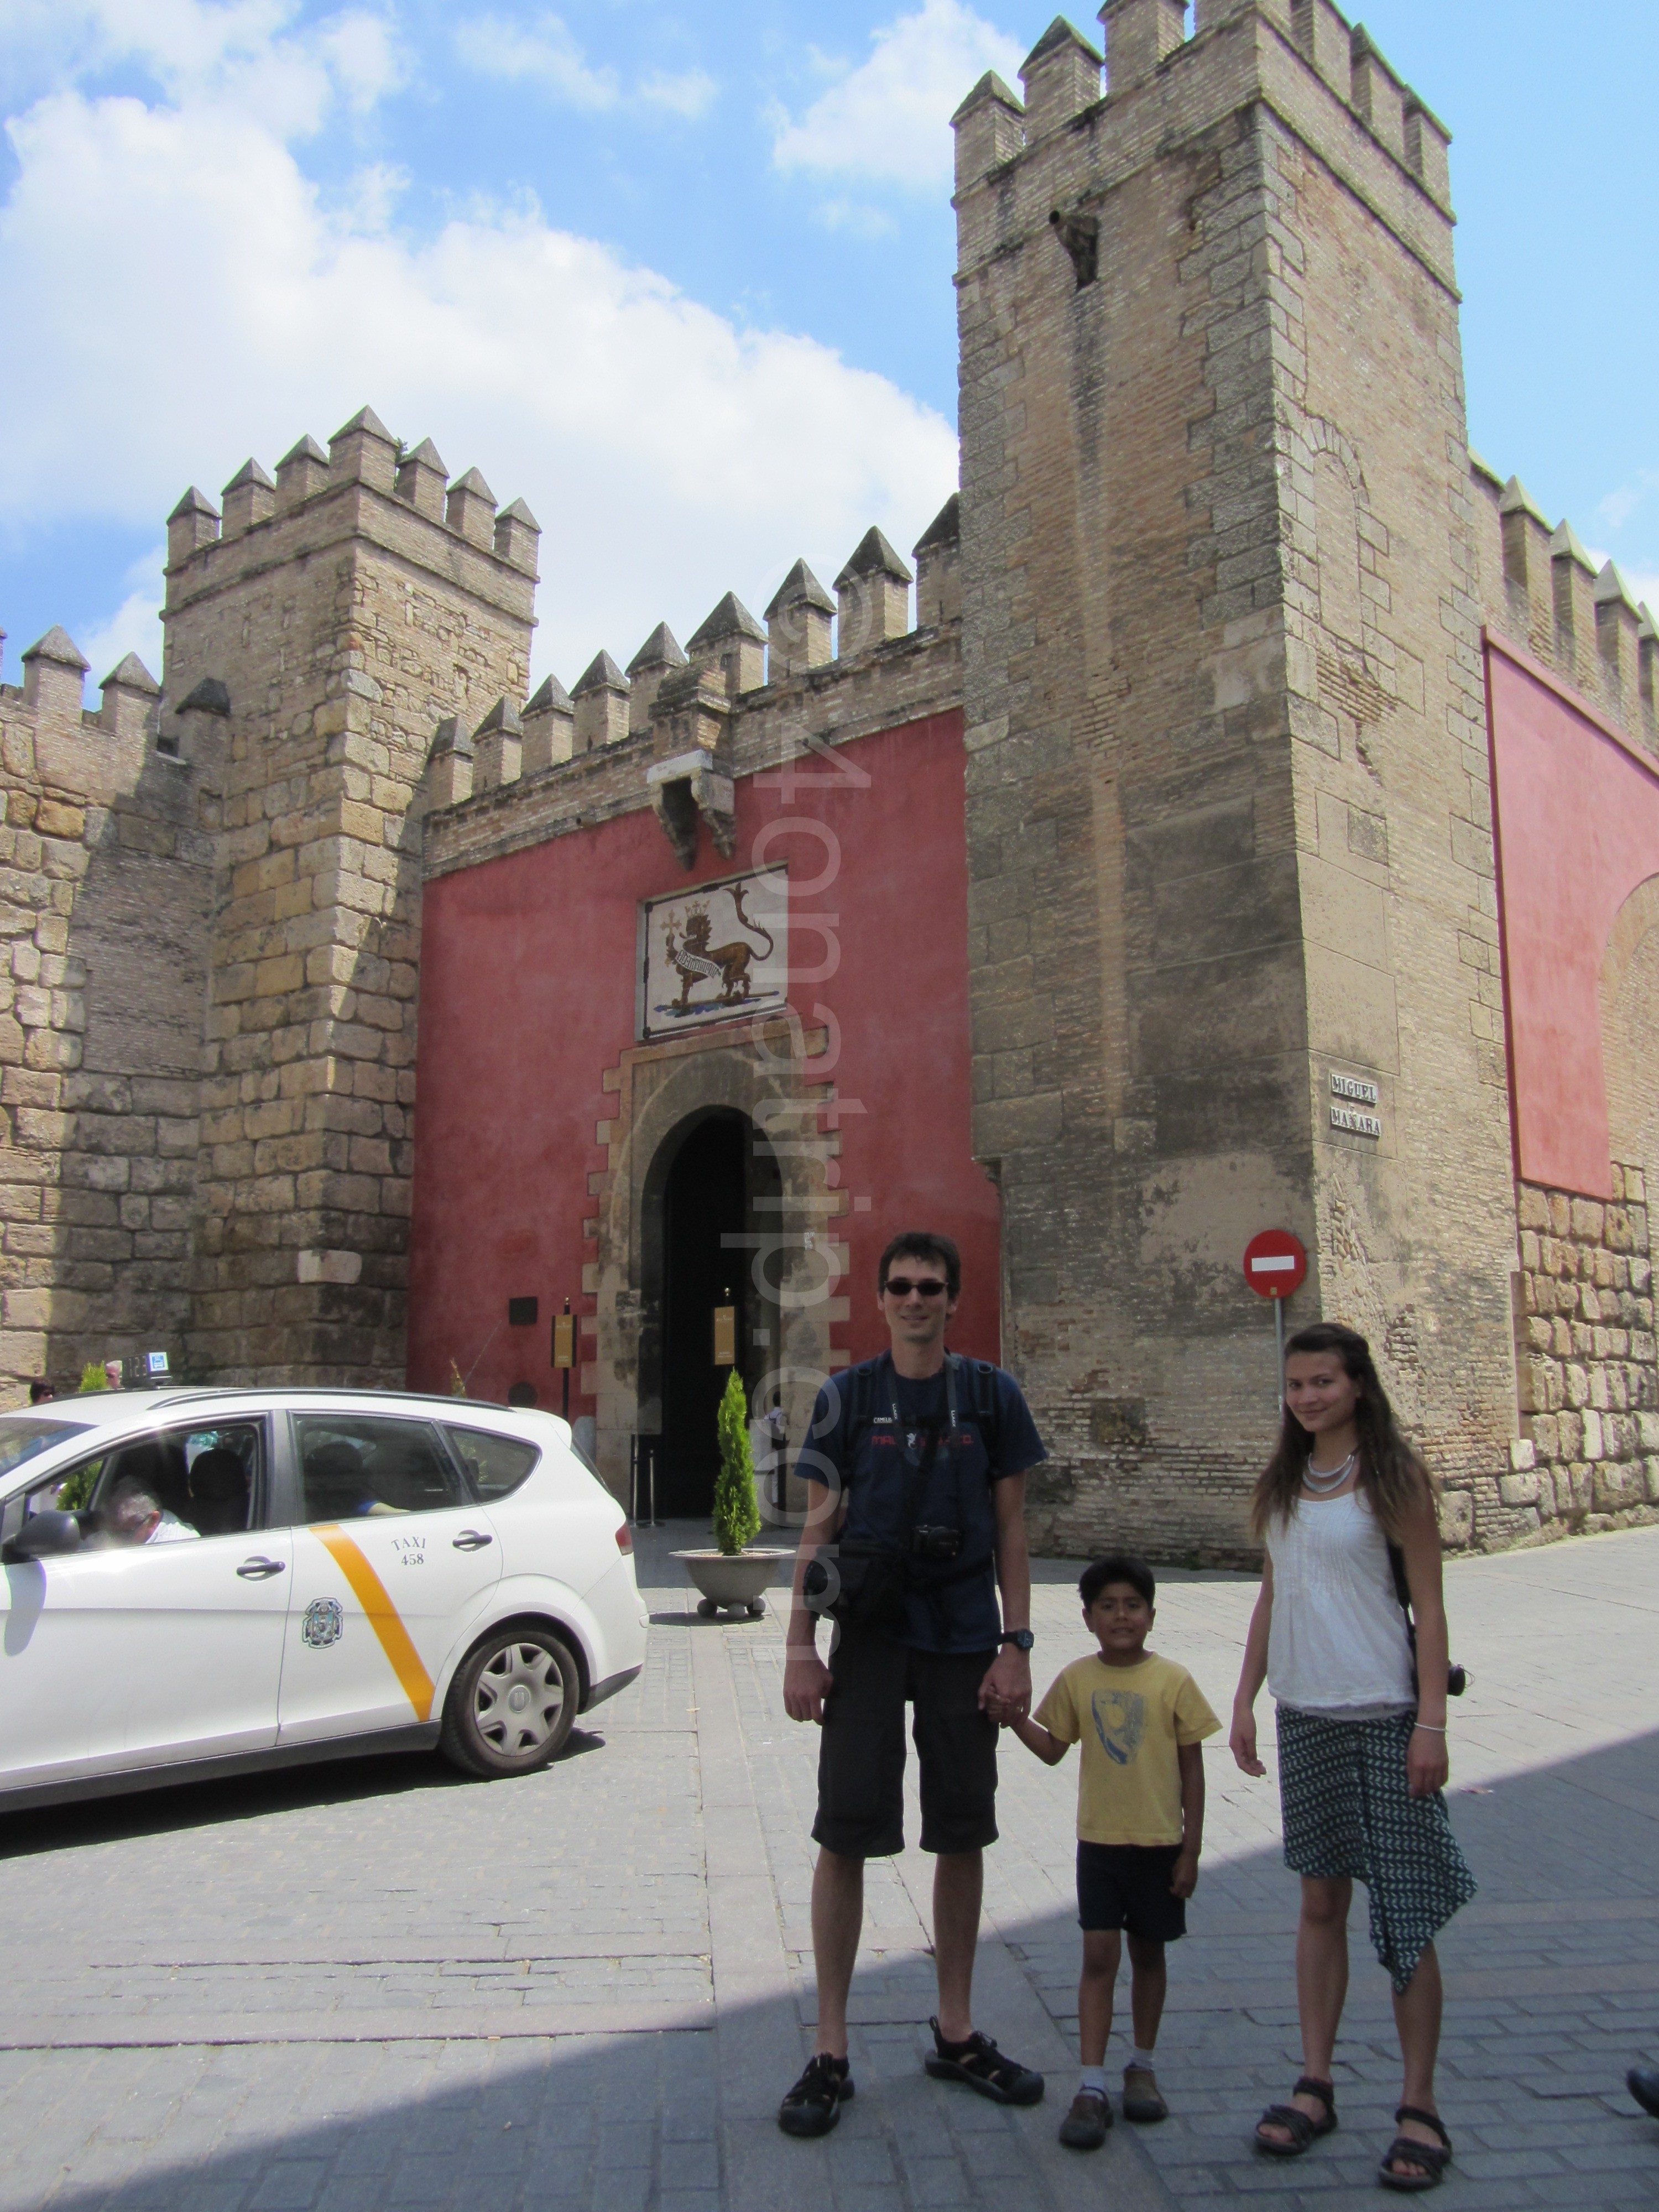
[2,1526,1657,2210]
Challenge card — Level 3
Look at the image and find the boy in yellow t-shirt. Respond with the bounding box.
[1009,1553,1219,2150]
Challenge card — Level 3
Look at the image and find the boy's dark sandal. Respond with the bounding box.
[1122,2064,1168,2122]
[778,2053,854,2137]
[1630,2067,1659,2119]
[1253,2076,1337,2156]
[1058,2090,1112,2148]
[1378,2106,1452,2192]
[924,2018,1045,2105]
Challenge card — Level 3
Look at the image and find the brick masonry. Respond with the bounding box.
[1511,1165,1659,1535]
[0,635,207,1389]
[163,411,535,1384]
[953,4,1517,1560]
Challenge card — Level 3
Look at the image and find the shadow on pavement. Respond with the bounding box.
[8,1723,1659,2210]
[0,1729,610,1859]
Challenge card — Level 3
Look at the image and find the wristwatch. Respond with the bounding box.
[999,1629,1035,1652]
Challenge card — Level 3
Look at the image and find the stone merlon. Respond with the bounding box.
[836,527,913,659]
[765,560,836,681]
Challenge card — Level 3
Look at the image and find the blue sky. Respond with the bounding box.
[0,0,1653,695]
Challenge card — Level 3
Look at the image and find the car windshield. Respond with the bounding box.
[0,1415,92,1480]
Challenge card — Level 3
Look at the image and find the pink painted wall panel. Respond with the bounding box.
[406,711,1000,1411]
[1488,637,1659,1198]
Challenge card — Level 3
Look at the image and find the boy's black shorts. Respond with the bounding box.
[1076,1841,1187,1943]
[812,1624,998,1859]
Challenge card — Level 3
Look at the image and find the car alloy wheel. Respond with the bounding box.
[440,1625,579,1778]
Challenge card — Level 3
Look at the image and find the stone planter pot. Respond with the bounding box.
[672,1549,789,1619]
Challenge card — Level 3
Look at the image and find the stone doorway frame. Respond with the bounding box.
[586,1014,849,1512]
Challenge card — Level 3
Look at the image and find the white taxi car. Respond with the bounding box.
[0,1388,648,1808]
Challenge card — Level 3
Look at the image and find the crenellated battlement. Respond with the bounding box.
[956,3,1453,273]
[1470,450,1658,748]
[164,405,542,594]
[0,625,164,795]
[420,494,961,820]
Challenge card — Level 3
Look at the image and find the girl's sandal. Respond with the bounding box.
[1253,2075,1337,2157]
[1378,2105,1452,2192]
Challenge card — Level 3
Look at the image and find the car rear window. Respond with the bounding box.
[294,1415,465,1520]
[0,1415,91,1479]
[444,1425,540,1501]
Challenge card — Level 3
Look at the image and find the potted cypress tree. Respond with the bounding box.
[674,1370,788,1618]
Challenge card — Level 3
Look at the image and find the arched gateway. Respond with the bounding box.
[641,1106,781,1518]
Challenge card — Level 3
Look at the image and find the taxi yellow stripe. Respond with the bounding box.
[312,1526,436,1723]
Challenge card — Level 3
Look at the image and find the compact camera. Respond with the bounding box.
[910,1524,962,1562]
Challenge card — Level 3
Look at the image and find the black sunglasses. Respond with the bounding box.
[883,1275,950,1298]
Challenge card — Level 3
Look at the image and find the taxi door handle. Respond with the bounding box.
[237,1556,286,1579]
[452,1531,493,1552]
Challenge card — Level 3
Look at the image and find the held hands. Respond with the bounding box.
[1229,1705,1267,1778]
[1169,1848,1199,1901]
[783,1651,833,1725]
[978,1645,1032,1724]
[1406,1724,1449,1799]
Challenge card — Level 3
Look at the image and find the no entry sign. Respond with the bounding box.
[1243,1228,1307,1301]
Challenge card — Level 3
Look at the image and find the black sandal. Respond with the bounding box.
[1253,2075,1337,2157]
[924,2017,1044,2105]
[778,2052,854,2137]
[1378,2105,1452,2192]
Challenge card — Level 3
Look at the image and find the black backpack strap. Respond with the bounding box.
[948,1354,1003,1468]
[839,1356,884,1475]
[1386,1540,1414,1618]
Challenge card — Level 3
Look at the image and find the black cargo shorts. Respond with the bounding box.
[811,1623,999,1859]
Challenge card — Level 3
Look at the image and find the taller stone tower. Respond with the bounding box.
[955,0,1517,1555]
[161,411,536,1381]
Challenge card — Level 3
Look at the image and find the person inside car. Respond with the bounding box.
[105,1483,199,1545]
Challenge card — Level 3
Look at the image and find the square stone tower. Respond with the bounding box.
[161,412,536,1380]
[956,0,1517,1553]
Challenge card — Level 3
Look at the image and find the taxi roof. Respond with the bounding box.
[4,1387,571,1442]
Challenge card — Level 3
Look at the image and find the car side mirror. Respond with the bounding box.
[4,1509,82,1561]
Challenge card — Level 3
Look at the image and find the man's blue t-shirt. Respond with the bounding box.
[795,1354,1046,1654]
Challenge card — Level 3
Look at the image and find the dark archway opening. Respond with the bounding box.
[653,1108,781,1520]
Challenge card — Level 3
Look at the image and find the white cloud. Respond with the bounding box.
[1600,487,1640,532]
[5,1,402,137]
[76,545,166,687]
[452,12,617,109]
[453,15,716,119]
[772,0,1025,191]
[0,22,957,690]
[816,199,900,241]
[639,68,718,121]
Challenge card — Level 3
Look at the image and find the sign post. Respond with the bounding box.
[552,1299,574,1422]
[1242,1229,1308,1415]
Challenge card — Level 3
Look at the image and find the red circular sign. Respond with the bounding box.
[1243,1228,1307,1300]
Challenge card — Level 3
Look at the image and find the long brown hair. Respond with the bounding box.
[1249,1321,1433,1542]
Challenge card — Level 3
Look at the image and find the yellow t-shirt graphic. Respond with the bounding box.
[1035,1652,1220,1846]
[1092,1683,1147,1767]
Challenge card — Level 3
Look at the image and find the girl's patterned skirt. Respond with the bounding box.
[1277,1704,1477,1992]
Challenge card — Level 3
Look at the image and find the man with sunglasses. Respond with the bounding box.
[778,1230,1048,2137]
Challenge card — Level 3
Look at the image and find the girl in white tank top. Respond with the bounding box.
[1228,1322,1472,2192]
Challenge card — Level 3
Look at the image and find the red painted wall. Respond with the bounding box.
[406,710,1000,1412]
[1488,634,1659,1198]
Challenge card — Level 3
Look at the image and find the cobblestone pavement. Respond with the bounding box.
[3,1526,1657,2210]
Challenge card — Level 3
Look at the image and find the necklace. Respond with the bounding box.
[1302,1448,1357,1494]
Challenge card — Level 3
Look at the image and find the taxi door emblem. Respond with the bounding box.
[302,1597,344,1649]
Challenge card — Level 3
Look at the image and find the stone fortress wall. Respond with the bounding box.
[1,0,1655,1558]
[0,634,207,1390]
[949,0,1658,1558]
